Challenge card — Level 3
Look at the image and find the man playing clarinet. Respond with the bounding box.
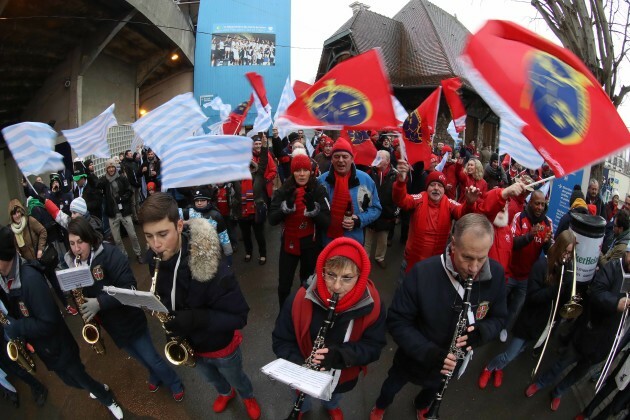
[370,214,507,419]
[273,237,386,419]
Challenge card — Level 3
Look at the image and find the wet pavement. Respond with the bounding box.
[3,223,594,419]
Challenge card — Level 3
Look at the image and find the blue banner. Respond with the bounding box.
[547,169,584,233]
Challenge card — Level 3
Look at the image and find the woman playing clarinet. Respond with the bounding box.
[272,237,386,419]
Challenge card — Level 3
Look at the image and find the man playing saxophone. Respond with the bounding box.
[139,193,261,420]
[272,237,386,420]
[370,214,507,420]
[65,217,184,402]
[0,226,123,418]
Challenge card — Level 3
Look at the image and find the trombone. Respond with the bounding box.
[559,248,583,319]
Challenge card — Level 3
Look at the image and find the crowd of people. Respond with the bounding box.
[211,34,276,67]
[1,128,630,420]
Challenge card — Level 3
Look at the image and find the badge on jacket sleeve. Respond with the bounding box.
[92,266,104,281]
[476,301,490,320]
[19,301,30,317]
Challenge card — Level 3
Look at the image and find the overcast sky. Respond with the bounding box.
[290,0,630,126]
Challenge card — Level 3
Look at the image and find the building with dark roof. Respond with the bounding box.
[317,1,499,151]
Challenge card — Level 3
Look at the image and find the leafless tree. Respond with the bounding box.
[531,0,629,180]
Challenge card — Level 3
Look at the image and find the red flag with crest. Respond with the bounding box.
[342,130,378,167]
[461,20,630,177]
[292,80,312,99]
[441,77,466,133]
[277,49,398,130]
[402,87,441,166]
[222,95,253,135]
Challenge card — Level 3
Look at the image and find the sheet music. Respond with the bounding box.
[261,358,333,401]
[102,286,169,313]
[56,266,94,292]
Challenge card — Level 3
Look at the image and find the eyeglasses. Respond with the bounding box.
[323,271,358,285]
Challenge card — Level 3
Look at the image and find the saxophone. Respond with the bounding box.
[0,311,36,374]
[425,276,474,420]
[72,254,105,355]
[151,254,196,367]
[286,292,340,420]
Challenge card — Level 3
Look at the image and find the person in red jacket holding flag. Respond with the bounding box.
[501,189,553,342]
[272,237,386,420]
[456,158,488,203]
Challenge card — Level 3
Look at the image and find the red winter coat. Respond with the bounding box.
[509,210,553,280]
[442,161,458,200]
[489,224,513,279]
[456,165,488,203]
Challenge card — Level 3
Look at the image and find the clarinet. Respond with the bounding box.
[286,292,340,420]
[425,276,474,420]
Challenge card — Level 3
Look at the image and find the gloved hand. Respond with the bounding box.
[80,297,100,323]
[164,309,202,337]
[285,187,296,209]
[2,316,20,340]
[465,328,481,349]
[319,344,353,370]
[303,189,316,212]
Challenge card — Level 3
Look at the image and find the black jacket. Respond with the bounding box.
[0,258,80,371]
[82,173,104,219]
[146,219,249,353]
[268,180,331,230]
[555,207,589,239]
[97,173,133,218]
[64,243,148,348]
[512,257,571,341]
[121,157,142,188]
[572,258,627,362]
[368,166,398,231]
[388,253,507,384]
[272,281,386,394]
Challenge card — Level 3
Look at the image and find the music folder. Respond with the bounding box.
[261,358,333,401]
[102,286,169,313]
[56,266,94,292]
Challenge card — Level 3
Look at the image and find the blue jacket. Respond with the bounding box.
[318,165,382,245]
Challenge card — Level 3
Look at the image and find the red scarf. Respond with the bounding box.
[283,187,315,255]
[291,281,381,384]
[327,173,351,239]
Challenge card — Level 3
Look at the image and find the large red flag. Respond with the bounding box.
[343,130,378,167]
[441,77,466,133]
[462,20,630,177]
[222,95,253,135]
[245,72,269,108]
[402,87,441,166]
[278,49,398,130]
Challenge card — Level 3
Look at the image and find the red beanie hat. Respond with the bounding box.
[315,237,370,313]
[291,154,311,173]
[426,171,447,188]
[321,135,334,146]
[331,138,354,157]
[442,145,453,153]
[147,182,156,192]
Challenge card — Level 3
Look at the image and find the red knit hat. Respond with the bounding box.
[315,237,370,313]
[442,145,453,153]
[291,154,311,173]
[426,171,447,188]
[331,138,354,157]
[321,135,334,146]
[147,182,156,192]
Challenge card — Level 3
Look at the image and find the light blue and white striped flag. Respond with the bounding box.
[499,120,544,170]
[274,77,296,138]
[131,92,207,157]
[62,104,116,159]
[2,122,65,175]
[160,134,253,189]
[204,96,232,121]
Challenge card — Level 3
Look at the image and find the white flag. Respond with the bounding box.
[62,104,116,159]
[2,122,64,175]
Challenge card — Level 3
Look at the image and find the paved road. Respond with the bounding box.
[3,223,595,419]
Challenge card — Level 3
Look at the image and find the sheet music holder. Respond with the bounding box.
[102,286,169,313]
[261,358,333,401]
[56,266,94,292]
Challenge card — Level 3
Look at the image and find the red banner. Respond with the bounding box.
[402,87,441,166]
[462,20,630,177]
[292,80,312,99]
[222,95,253,135]
[343,130,378,167]
[441,77,466,133]
[280,49,398,129]
[245,72,269,108]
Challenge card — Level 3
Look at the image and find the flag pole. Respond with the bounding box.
[526,175,555,188]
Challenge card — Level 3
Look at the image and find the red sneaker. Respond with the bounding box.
[148,383,159,393]
[574,414,585,420]
[213,388,235,413]
[417,407,429,420]
[172,387,184,402]
[370,406,385,420]
[243,397,261,420]
[327,407,343,420]
[525,383,540,398]
[478,368,492,389]
[551,397,561,411]
[66,305,78,316]
[493,369,504,388]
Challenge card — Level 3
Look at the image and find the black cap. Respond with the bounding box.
[0,226,16,261]
[193,188,213,201]
[491,152,499,162]
[288,132,300,143]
